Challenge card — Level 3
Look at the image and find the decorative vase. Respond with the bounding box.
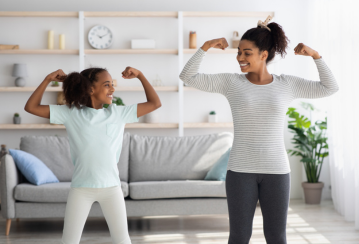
[232,31,241,48]
[189,31,197,49]
[208,114,217,123]
[14,77,26,87]
[13,116,21,124]
[302,182,324,204]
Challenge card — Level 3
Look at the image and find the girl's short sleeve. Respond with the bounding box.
[49,104,71,125]
[116,104,139,123]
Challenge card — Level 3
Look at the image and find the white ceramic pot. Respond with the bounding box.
[208,114,217,123]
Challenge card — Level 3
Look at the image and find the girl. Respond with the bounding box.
[179,18,339,244]
[24,66,161,244]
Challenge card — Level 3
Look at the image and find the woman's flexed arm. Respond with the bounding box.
[179,38,234,96]
[285,43,339,99]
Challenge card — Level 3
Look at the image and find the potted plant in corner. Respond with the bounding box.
[286,102,328,204]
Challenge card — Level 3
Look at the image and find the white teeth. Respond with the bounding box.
[240,64,249,67]
[107,95,113,98]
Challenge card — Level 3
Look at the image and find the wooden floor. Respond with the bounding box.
[0,199,358,244]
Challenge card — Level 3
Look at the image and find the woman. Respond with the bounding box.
[179,19,339,244]
[25,66,161,244]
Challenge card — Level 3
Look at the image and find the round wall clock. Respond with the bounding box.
[88,25,113,49]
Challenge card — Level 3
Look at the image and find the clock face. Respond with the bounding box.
[88,25,113,49]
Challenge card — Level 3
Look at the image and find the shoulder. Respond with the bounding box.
[277,74,295,84]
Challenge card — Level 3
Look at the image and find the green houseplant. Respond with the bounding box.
[13,113,21,124]
[286,102,328,204]
[208,111,217,123]
[103,96,125,108]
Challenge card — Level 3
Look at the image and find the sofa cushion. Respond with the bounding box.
[8,149,59,185]
[20,133,131,182]
[205,147,231,181]
[129,180,226,200]
[129,132,233,182]
[14,182,129,202]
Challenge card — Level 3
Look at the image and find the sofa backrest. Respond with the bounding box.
[20,136,74,182]
[129,132,233,182]
[19,133,131,182]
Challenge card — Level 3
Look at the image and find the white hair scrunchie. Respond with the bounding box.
[257,15,273,32]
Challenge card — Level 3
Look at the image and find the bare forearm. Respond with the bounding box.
[24,78,51,111]
[201,41,211,52]
[137,73,161,107]
[312,51,321,60]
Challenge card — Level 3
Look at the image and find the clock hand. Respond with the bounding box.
[100,33,109,38]
[97,35,102,39]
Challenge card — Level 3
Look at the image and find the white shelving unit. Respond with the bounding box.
[0,11,274,135]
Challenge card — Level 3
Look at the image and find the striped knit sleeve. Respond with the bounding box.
[284,58,339,99]
[179,48,234,96]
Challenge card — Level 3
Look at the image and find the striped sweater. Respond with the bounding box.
[180,47,339,174]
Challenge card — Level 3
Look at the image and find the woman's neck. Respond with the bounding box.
[245,66,272,84]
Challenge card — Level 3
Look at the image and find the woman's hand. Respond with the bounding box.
[201,38,229,52]
[122,66,141,79]
[45,69,67,82]
[294,43,321,59]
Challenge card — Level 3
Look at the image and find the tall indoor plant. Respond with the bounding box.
[286,102,328,204]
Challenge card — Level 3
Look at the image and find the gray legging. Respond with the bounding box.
[225,170,291,244]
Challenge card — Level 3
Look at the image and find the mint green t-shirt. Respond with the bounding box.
[49,103,139,188]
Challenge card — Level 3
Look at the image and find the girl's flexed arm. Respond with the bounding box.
[24,69,67,119]
[122,67,161,118]
[179,38,234,96]
[285,43,339,99]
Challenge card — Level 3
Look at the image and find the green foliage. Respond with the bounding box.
[286,103,328,183]
[14,113,19,117]
[103,96,125,108]
[209,111,216,115]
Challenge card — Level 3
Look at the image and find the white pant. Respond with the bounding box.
[62,186,131,244]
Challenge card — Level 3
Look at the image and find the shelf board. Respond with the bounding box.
[0,86,178,92]
[84,12,178,18]
[183,11,275,17]
[0,123,232,129]
[183,48,238,54]
[184,123,233,128]
[85,49,178,55]
[0,49,79,55]
[126,123,178,129]
[0,11,273,18]
[0,49,237,55]
[0,12,79,17]
[0,123,179,129]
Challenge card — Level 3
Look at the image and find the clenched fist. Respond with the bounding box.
[294,43,321,59]
[122,67,141,79]
[45,69,67,82]
[201,38,229,51]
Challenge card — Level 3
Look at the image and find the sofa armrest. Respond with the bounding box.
[1,154,19,219]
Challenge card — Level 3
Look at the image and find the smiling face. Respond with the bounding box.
[89,70,115,108]
[237,39,269,73]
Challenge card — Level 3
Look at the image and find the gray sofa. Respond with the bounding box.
[1,132,232,235]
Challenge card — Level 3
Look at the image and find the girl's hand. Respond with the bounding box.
[201,38,229,51]
[294,43,321,59]
[122,67,141,79]
[45,69,67,82]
